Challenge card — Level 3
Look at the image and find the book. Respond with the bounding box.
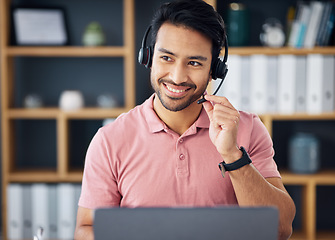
[322,4,335,46]
[304,1,325,48]
[295,3,311,48]
[315,1,333,46]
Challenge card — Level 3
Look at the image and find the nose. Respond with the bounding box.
[169,62,188,85]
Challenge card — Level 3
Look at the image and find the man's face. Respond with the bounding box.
[150,23,212,112]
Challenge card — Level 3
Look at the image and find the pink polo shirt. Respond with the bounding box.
[79,94,280,209]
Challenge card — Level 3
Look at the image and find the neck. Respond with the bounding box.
[153,94,203,136]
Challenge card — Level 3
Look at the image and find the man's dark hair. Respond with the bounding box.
[150,0,226,61]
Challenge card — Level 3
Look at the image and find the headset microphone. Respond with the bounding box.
[138,25,229,103]
[196,73,226,104]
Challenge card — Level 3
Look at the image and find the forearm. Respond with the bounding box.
[228,164,296,240]
[74,225,94,240]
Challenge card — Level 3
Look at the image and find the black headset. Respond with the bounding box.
[138,25,229,103]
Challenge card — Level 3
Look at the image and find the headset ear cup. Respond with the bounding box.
[145,47,152,68]
[212,58,227,80]
[138,48,145,65]
[138,47,152,68]
[138,25,153,68]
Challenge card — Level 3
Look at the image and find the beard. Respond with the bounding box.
[151,77,209,112]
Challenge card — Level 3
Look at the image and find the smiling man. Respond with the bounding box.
[74,1,295,240]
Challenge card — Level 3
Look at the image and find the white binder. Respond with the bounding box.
[49,184,58,239]
[22,184,33,239]
[306,54,335,113]
[278,55,297,114]
[58,183,76,240]
[266,56,278,113]
[250,54,268,114]
[32,183,50,239]
[295,56,307,113]
[7,184,23,240]
[240,56,251,112]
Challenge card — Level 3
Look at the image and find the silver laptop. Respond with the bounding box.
[94,206,279,240]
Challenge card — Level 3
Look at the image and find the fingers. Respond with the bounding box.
[202,100,214,120]
[203,95,240,128]
[204,95,235,110]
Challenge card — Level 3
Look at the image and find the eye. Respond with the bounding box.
[161,56,173,62]
[189,61,202,67]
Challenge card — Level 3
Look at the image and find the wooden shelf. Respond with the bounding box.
[258,112,335,137]
[6,107,129,119]
[6,108,60,119]
[4,46,127,57]
[290,231,335,240]
[227,46,335,56]
[8,170,83,183]
[62,107,130,119]
[8,169,335,185]
[316,231,335,240]
[281,170,335,185]
[261,112,335,121]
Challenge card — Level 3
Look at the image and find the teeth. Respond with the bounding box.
[166,85,187,93]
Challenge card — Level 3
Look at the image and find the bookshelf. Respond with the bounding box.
[0,0,135,238]
[0,0,334,240]
[227,47,335,240]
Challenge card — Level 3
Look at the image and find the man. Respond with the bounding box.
[75,1,296,239]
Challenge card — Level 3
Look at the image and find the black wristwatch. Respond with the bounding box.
[218,146,252,178]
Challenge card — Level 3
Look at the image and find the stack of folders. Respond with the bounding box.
[214,54,335,115]
[287,0,335,48]
[7,183,82,240]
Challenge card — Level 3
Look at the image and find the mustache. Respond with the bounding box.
[158,78,196,89]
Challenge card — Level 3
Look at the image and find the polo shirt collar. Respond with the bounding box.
[143,94,210,133]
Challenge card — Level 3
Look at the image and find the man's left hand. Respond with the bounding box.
[202,95,242,163]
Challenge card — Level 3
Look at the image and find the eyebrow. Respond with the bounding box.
[158,47,208,61]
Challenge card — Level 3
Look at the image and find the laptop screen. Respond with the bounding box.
[94,206,279,240]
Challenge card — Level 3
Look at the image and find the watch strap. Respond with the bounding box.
[218,146,252,178]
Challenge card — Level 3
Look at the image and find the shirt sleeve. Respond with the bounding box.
[238,113,281,179]
[78,128,121,209]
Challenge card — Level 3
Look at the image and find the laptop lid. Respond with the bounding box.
[94,206,279,240]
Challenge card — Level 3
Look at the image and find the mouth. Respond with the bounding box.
[165,84,189,93]
[163,83,192,98]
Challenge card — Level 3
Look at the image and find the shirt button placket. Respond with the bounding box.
[176,137,188,176]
